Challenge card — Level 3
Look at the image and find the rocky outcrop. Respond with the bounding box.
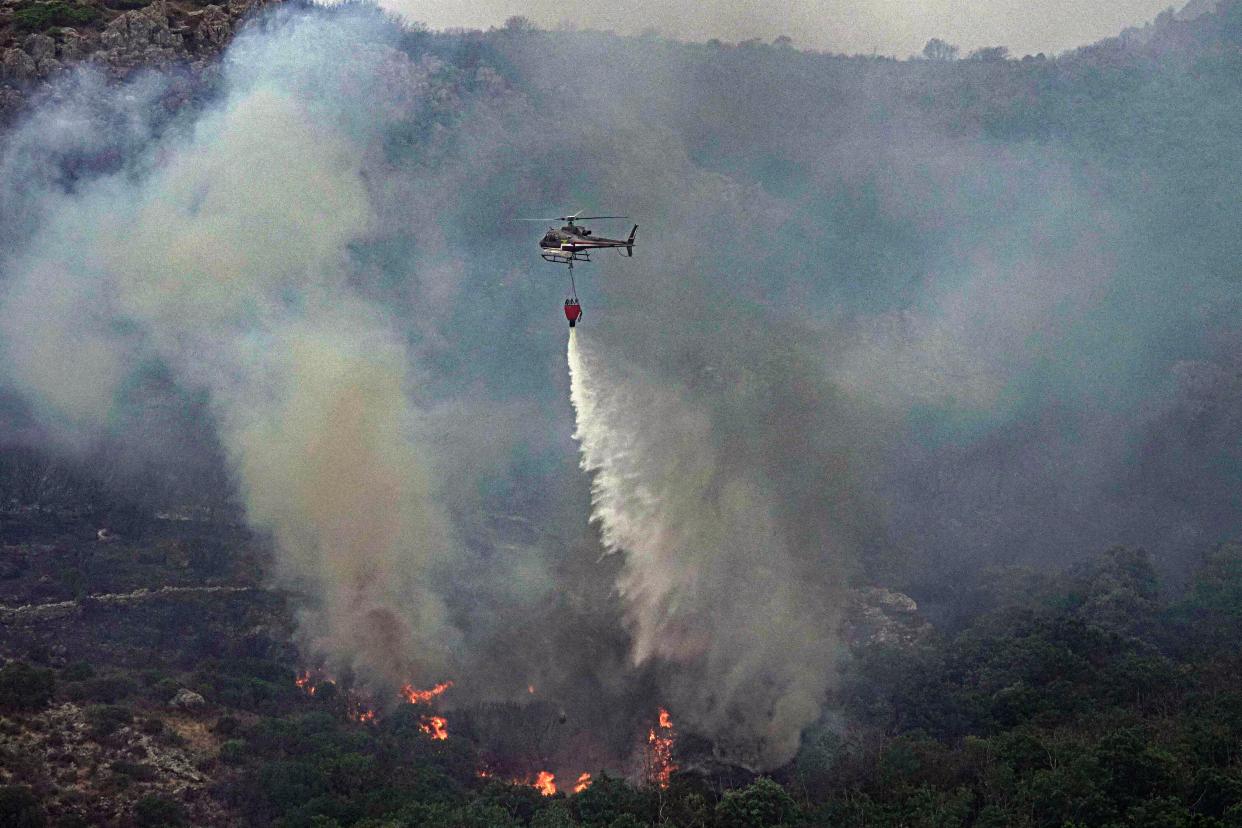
[0,45,36,83]
[0,0,282,116]
[97,3,184,64]
[0,702,229,824]
[169,688,206,710]
[191,4,230,50]
[0,584,258,625]
[842,586,933,651]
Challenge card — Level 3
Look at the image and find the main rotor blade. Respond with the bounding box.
[565,215,629,220]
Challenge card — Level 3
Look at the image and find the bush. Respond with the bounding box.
[0,661,55,711]
[133,794,187,827]
[573,773,649,826]
[219,739,247,764]
[715,777,801,827]
[65,674,138,704]
[12,1,101,32]
[112,760,158,781]
[61,662,94,682]
[0,785,45,828]
[85,704,132,738]
[138,717,166,736]
[213,715,241,736]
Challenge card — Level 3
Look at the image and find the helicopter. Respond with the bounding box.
[519,211,638,328]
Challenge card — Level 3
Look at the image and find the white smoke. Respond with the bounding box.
[568,329,844,767]
[0,13,460,689]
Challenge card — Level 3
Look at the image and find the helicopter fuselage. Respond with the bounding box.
[539,223,637,261]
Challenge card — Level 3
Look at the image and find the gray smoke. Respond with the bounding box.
[0,11,460,688]
[569,329,859,766]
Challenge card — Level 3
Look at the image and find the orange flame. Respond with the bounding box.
[573,772,592,793]
[419,715,449,740]
[345,688,378,724]
[400,680,454,705]
[349,705,377,724]
[296,669,335,697]
[645,707,677,789]
[534,771,557,796]
[295,671,316,696]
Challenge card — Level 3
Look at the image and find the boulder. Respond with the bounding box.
[192,5,231,50]
[842,587,933,651]
[57,29,90,62]
[36,57,64,78]
[168,688,206,710]
[1,48,37,84]
[22,33,56,63]
[100,4,182,54]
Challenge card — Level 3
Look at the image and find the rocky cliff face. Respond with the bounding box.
[0,0,279,116]
[0,701,232,825]
[842,586,933,651]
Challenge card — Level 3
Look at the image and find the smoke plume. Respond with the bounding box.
[569,329,850,765]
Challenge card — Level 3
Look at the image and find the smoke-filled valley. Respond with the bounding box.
[4,1,1242,825]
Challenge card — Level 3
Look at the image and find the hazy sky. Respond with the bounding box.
[383,0,1182,56]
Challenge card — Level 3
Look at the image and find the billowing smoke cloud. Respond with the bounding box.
[0,11,460,688]
[569,329,855,766]
[3,1,1241,772]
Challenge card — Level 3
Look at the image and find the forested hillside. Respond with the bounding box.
[4,1,1242,825]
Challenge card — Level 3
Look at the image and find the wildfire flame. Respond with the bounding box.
[295,670,453,731]
[534,771,557,796]
[349,704,377,724]
[296,669,335,697]
[419,715,449,740]
[295,670,316,696]
[573,772,592,794]
[645,707,677,789]
[400,680,454,705]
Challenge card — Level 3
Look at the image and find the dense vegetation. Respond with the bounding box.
[11,1,100,32]
[217,543,1242,826]
[6,538,1242,825]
